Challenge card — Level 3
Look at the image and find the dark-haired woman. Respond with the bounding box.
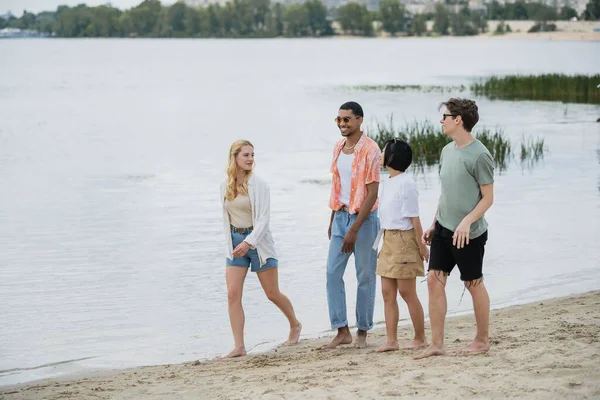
[375,138,430,353]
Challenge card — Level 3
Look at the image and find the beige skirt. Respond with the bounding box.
[376,229,425,279]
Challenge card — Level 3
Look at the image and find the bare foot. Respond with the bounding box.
[317,327,352,350]
[403,339,429,350]
[284,321,302,345]
[353,329,368,349]
[456,339,489,355]
[375,342,399,353]
[217,347,246,360]
[413,344,445,360]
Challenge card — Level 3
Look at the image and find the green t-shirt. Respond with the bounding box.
[437,139,494,239]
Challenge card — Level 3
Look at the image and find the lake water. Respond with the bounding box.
[0,38,599,386]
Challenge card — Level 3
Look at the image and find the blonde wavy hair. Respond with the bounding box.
[225,140,254,201]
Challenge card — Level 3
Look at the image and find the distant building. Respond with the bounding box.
[0,28,51,38]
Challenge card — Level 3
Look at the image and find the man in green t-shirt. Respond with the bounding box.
[415,98,494,360]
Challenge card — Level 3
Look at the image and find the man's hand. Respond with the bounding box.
[419,244,430,262]
[232,241,251,258]
[422,225,434,246]
[453,218,472,249]
[341,230,358,254]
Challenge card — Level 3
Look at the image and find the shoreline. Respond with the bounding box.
[2,30,599,42]
[3,290,599,399]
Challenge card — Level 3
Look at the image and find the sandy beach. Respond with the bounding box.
[2,290,599,399]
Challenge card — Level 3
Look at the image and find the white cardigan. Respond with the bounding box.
[221,174,277,266]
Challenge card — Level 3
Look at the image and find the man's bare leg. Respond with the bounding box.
[318,326,353,349]
[398,278,428,350]
[376,277,399,352]
[457,278,490,354]
[414,271,447,360]
[354,329,368,348]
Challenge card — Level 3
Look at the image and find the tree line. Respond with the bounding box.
[1,0,598,38]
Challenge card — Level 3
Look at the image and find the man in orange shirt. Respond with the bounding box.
[320,101,381,349]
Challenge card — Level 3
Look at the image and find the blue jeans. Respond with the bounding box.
[326,209,380,331]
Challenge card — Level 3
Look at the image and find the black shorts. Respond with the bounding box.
[428,221,488,282]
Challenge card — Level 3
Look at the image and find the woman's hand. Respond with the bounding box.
[232,241,251,258]
[422,225,434,246]
[418,244,430,262]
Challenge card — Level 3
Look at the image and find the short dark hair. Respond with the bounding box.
[439,98,479,132]
[339,101,364,117]
[382,138,412,172]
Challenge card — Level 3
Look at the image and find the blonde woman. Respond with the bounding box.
[219,140,302,359]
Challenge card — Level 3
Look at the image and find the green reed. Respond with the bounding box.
[471,74,600,104]
[477,127,512,171]
[368,118,512,171]
[520,136,546,163]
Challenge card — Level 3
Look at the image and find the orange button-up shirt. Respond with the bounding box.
[329,132,381,214]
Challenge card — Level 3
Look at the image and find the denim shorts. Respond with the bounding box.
[226,228,278,273]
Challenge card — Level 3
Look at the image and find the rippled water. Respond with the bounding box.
[0,38,599,386]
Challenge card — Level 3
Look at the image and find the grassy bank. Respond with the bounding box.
[470,74,600,104]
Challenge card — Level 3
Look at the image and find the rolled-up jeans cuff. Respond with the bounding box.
[331,320,348,330]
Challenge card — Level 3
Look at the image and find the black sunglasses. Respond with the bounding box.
[442,113,458,120]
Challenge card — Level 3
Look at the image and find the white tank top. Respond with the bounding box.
[337,152,354,207]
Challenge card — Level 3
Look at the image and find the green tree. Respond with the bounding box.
[206,4,223,37]
[119,12,134,36]
[509,0,529,20]
[268,2,285,36]
[470,10,487,33]
[379,0,406,35]
[582,0,600,19]
[527,3,557,21]
[226,0,254,36]
[494,19,505,34]
[183,5,202,36]
[450,11,477,35]
[433,3,450,35]
[249,0,272,35]
[168,1,187,35]
[337,2,373,36]
[128,0,162,36]
[283,3,309,36]
[486,0,505,20]
[87,6,122,37]
[409,13,427,36]
[54,5,93,37]
[18,11,37,29]
[305,0,333,36]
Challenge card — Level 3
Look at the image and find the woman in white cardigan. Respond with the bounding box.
[219,140,302,359]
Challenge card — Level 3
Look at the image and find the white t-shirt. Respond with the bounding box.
[378,173,419,230]
[337,152,353,207]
